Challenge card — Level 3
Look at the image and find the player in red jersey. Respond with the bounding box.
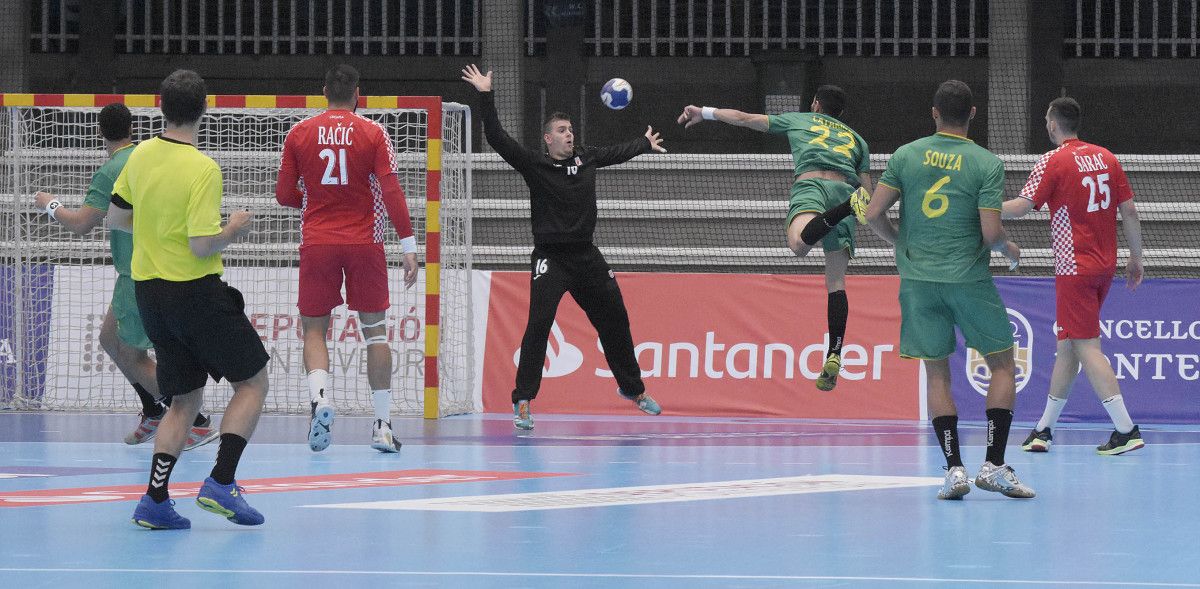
[275,64,418,454]
[1003,97,1145,456]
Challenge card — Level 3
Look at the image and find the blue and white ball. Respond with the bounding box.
[601,78,633,110]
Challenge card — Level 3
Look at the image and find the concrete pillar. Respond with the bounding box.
[1027,0,1065,152]
[986,0,1031,154]
[0,1,29,92]
[75,0,117,92]
[481,0,525,151]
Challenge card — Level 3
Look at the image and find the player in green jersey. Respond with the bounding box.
[865,80,1032,500]
[32,103,216,450]
[677,86,872,391]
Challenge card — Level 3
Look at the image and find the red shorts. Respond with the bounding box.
[298,243,389,316]
[1055,273,1114,341]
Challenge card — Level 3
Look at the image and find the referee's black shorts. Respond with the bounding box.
[134,274,270,398]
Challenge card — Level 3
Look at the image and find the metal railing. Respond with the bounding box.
[30,0,481,56]
[1066,0,1200,57]
[525,0,989,57]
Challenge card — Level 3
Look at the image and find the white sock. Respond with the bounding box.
[372,389,391,423]
[1102,394,1134,434]
[1035,395,1068,432]
[307,369,329,403]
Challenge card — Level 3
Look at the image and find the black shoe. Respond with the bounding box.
[1021,427,1052,452]
[1097,425,1144,456]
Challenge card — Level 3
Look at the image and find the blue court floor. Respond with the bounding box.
[1,411,1198,589]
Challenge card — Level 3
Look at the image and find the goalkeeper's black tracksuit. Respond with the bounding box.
[478,91,650,404]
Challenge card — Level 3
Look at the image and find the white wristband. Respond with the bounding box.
[399,236,417,254]
[45,199,62,220]
[701,106,717,121]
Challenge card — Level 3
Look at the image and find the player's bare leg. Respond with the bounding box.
[302,314,335,451]
[975,349,1035,498]
[925,358,969,499]
[196,367,269,526]
[361,310,401,453]
[1024,339,1078,451]
[1075,338,1143,454]
[785,212,820,257]
[817,249,850,391]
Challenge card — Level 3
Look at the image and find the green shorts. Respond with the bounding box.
[898,278,1013,360]
[111,274,153,351]
[786,178,856,255]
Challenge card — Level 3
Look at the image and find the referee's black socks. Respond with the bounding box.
[146,453,177,503]
[210,433,248,485]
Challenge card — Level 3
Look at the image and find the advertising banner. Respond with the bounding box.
[0,264,53,404]
[482,272,920,419]
[951,278,1200,424]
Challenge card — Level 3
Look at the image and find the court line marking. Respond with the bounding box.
[0,569,1197,586]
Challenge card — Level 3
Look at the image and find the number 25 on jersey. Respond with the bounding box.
[1082,173,1110,212]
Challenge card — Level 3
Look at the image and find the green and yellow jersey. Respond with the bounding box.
[767,112,870,184]
[82,143,136,276]
[878,132,1005,283]
[111,136,225,282]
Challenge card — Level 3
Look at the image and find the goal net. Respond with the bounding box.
[0,95,475,417]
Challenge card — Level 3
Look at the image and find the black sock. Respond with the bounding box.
[827,290,848,357]
[931,415,964,468]
[193,413,209,427]
[147,452,178,503]
[133,384,163,418]
[210,433,248,485]
[985,408,1014,466]
[800,200,855,246]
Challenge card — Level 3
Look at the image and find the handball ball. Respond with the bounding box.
[601,78,633,110]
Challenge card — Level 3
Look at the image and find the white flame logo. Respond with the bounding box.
[513,322,584,378]
[966,308,1033,396]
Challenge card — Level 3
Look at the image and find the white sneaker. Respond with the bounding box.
[371,419,402,453]
[974,461,1036,498]
[308,399,335,452]
[937,466,971,500]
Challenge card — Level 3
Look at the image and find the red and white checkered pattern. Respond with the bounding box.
[1050,206,1078,275]
[1019,147,1064,203]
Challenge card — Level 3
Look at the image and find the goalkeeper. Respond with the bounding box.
[677,86,872,391]
[32,102,215,450]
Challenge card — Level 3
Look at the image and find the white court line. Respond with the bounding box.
[0,569,1197,586]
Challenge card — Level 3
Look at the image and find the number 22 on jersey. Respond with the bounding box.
[807,124,857,159]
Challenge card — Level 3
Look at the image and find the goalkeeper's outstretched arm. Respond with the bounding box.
[676,105,769,132]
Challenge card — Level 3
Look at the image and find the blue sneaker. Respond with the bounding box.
[618,388,662,416]
[131,494,191,530]
[196,477,265,526]
[513,400,534,431]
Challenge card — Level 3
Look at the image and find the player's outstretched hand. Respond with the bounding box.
[676,105,705,128]
[33,191,55,209]
[645,126,667,153]
[461,64,492,93]
[1126,256,1144,291]
[1002,240,1021,271]
[402,253,418,289]
[229,210,254,240]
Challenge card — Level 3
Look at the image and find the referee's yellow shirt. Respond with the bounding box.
[112,136,224,282]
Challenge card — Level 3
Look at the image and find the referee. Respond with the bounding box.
[461,64,665,430]
[111,70,270,528]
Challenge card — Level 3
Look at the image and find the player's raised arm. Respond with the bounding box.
[461,64,534,167]
[676,105,769,132]
[275,129,303,208]
[590,126,665,169]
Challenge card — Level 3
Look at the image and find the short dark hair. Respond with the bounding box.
[542,112,573,134]
[933,80,973,126]
[98,103,132,142]
[813,85,847,118]
[159,69,207,126]
[324,64,360,105]
[1048,97,1082,134]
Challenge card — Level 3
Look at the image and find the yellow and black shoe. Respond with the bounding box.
[1021,427,1052,452]
[1097,425,1145,456]
[816,354,841,391]
[849,186,872,224]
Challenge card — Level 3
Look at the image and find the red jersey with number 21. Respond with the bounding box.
[276,109,414,246]
[1019,138,1133,276]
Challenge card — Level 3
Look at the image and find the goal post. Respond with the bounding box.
[0,93,475,418]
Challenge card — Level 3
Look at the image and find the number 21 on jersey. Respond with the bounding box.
[320,148,348,185]
[1082,173,1110,212]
